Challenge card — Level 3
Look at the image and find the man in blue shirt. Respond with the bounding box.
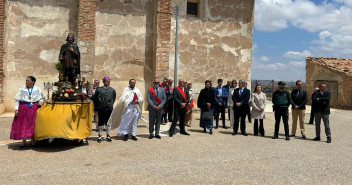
[215,79,229,129]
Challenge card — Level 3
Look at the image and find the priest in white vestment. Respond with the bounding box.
[108,79,143,141]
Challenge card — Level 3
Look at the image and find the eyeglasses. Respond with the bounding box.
[154,82,159,84]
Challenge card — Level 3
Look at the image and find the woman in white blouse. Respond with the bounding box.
[227,80,237,129]
[251,84,266,136]
[10,76,45,148]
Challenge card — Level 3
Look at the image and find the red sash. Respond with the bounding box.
[169,85,173,91]
[149,87,161,104]
[160,83,167,91]
[177,86,187,101]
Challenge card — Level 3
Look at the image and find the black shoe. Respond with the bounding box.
[248,120,252,123]
[308,122,314,125]
[97,135,102,142]
[123,135,129,141]
[232,131,237,136]
[180,132,190,136]
[260,134,265,137]
[302,135,306,139]
[169,130,174,137]
[106,135,112,142]
[132,136,138,141]
[289,134,295,137]
[214,125,219,129]
[223,126,229,129]
[209,130,213,135]
[254,134,258,136]
[327,137,331,143]
[272,135,278,139]
[148,135,154,139]
[155,135,161,139]
[285,136,290,141]
[312,137,321,141]
[203,128,207,133]
[242,133,248,136]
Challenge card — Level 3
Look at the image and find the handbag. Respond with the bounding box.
[201,110,213,121]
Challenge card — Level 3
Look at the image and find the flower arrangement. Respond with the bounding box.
[52,82,81,101]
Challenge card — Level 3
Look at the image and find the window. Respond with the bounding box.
[187,2,198,16]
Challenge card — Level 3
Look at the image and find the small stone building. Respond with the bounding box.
[0,0,255,113]
[306,57,352,110]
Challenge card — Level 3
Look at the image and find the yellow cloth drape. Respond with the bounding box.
[34,102,93,141]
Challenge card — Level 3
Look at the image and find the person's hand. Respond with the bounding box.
[15,110,18,117]
[219,103,222,106]
[59,55,63,61]
[69,47,74,52]
[130,100,135,104]
[216,94,220,98]
[236,102,241,107]
[181,103,186,108]
[294,105,298,109]
[257,108,261,111]
[227,106,230,109]
[38,101,43,107]
[154,107,159,111]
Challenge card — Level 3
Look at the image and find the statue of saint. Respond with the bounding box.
[59,34,80,84]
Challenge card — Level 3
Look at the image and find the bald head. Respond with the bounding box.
[178,78,185,87]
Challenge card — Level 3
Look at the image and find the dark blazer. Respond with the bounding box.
[173,86,190,109]
[291,88,307,110]
[232,88,250,111]
[312,90,330,114]
[197,87,217,110]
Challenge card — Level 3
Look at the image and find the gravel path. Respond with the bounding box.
[0,103,351,185]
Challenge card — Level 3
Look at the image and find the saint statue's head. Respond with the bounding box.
[66,34,75,43]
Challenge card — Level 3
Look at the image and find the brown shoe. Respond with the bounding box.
[161,122,166,125]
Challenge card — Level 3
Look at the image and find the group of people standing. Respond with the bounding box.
[10,75,332,149]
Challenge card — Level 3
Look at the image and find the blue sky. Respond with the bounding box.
[252,0,352,81]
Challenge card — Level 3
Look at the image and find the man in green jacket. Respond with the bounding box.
[272,81,293,140]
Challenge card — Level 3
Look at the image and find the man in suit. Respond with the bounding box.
[232,80,250,136]
[312,83,331,143]
[272,81,293,141]
[215,79,229,129]
[147,78,167,139]
[308,87,319,124]
[290,80,308,139]
[223,80,232,120]
[160,78,170,125]
[169,78,190,137]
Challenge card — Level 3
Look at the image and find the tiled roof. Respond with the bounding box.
[306,57,352,76]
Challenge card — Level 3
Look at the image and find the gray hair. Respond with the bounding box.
[238,79,245,84]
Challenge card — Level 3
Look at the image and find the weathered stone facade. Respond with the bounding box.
[0,0,5,113]
[0,0,255,113]
[306,57,352,110]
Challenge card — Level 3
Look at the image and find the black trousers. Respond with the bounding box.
[274,107,289,137]
[170,106,186,133]
[247,107,252,122]
[234,108,246,134]
[215,105,226,126]
[254,119,264,135]
[167,99,173,122]
[97,109,113,126]
[309,110,314,124]
[162,103,168,122]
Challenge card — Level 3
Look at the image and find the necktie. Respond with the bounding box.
[239,89,242,96]
[156,88,158,96]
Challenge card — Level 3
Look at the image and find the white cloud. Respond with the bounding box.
[283,50,312,59]
[259,56,270,62]
[255,0,352,60]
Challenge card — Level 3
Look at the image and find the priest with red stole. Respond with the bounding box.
[109,79,143,141]
[147,78,167,139]
[169,78,190,137]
